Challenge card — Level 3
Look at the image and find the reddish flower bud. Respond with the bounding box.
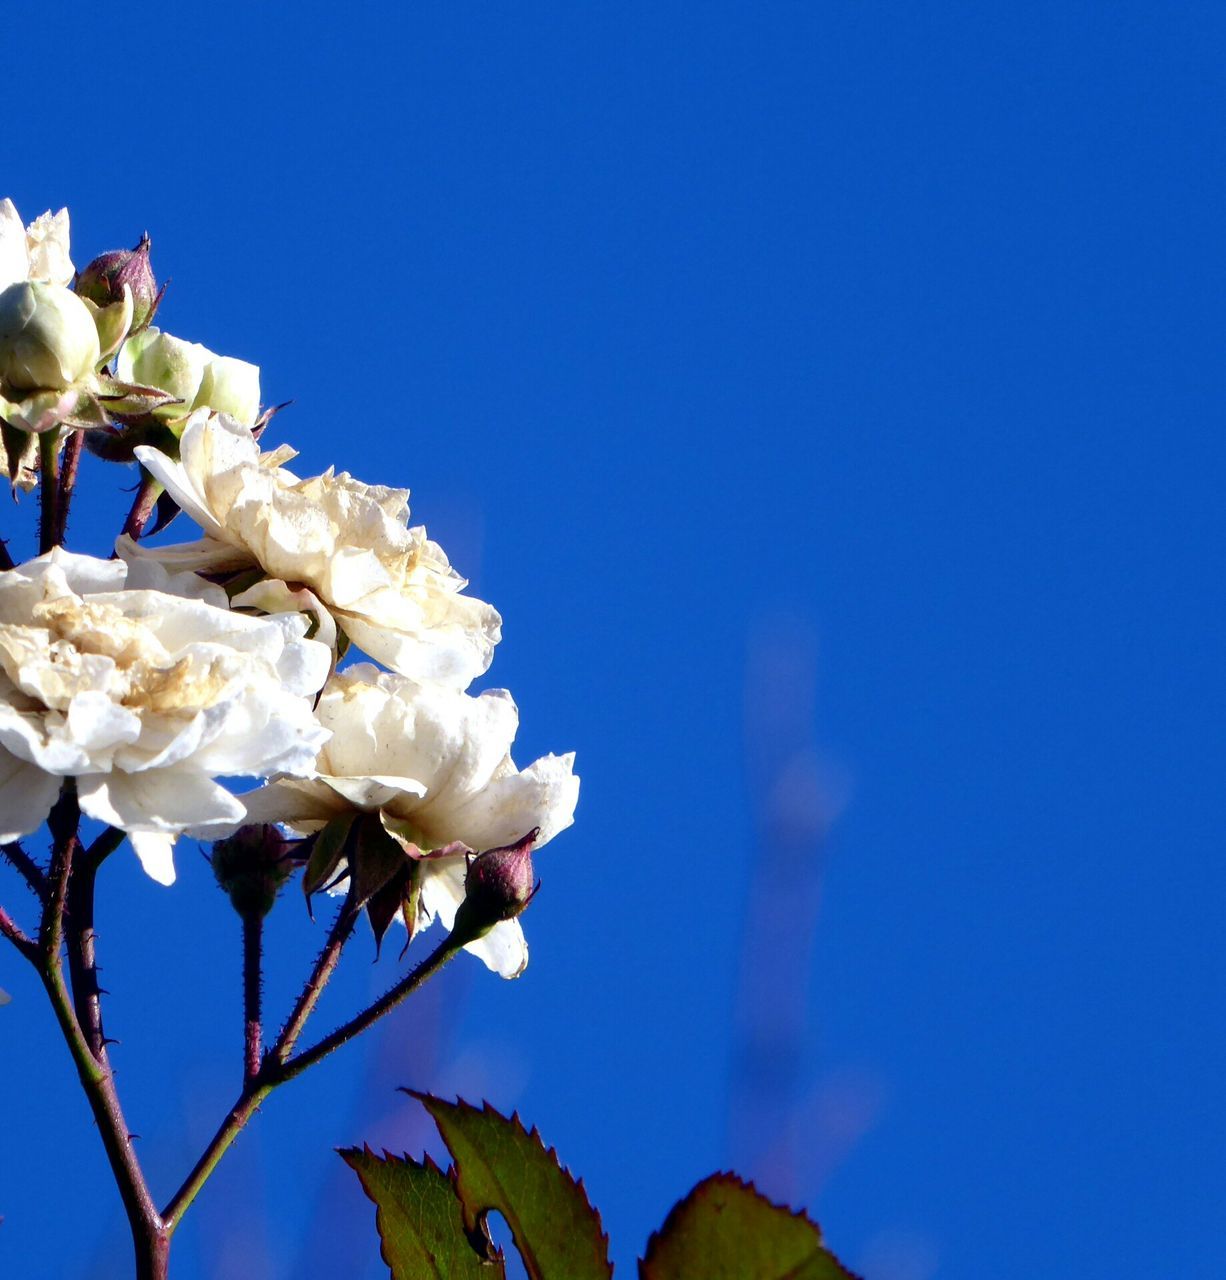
[211,824,293,918]
[451,828,540,944]
[75,234,162,333]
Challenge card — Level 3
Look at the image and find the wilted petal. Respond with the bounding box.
[25,209,74,287]
[127,414,500,687]
[0,551,330,882]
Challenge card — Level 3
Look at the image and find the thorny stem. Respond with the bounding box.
[37,430,60,556]
[119,470,163,542]
[53,428,84,546]
[269,891,360,1064]
[0,902,36,959]
[4,807,459,1271]
[1,840,48,901]
[162,931,461,1230]
[242,912,263,1087]
[66,845,106,1059]
[39,796,168,1277]
[274,932,461,1085]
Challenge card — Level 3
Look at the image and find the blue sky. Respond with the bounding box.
[1,3,1224,1277]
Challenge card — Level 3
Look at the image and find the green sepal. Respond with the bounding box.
[301,812,358,908]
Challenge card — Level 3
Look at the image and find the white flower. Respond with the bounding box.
[121,412,501,688]
[241,663,578,978]
[0,550,331,885]
[117,328,261,426]
[0,200,73,291]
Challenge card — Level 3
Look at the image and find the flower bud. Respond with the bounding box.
[116,327,260,426]
[76,235,161,333]
[195,354,260,425]
[0,282,100,392]
[116,327,208,411]
[211,824,294,918]
[451,829,540,944]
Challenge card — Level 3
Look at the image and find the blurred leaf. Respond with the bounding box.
[410,1092,612,1280]
[640,1173,860,1280]
[342,1146,498,1279]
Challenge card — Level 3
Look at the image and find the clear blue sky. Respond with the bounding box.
[1,3,1223,1278]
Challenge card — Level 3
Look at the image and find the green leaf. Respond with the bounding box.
[410,1092,612,1280]
[640,1174,861,1280]
[341,1146,499,1279]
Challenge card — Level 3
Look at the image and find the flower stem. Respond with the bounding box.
[242,912,263,1087]
[53,427,84,546]
[40,794,168,1275]
[66,843,106,1059]
[37,430,60,555]
[273,932,461,1085]
[269,892,359,1064]
[0,902,36,959]
[119,470,163,542]
[1,840,48,901]
[162,930,460,1231]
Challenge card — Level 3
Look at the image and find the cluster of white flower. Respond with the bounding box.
[0,201,577,978]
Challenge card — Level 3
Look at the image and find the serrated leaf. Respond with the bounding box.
[640,1174,861,1280]
[411,1092,612,1280]
[342,1146,499,1280]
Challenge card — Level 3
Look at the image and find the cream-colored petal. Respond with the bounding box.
[0,199,30,289]
[0,747,61,842]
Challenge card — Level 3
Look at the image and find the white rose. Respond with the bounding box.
[121,413,502,689]
[0,200,73,291]
[241,663,578,978]
[0,550,331,885]
[117,328,260,426]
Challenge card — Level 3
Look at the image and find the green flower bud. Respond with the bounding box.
[0,282,101,393]
[116,327,207,412]
[116,328,261,426]
[75,234,161,333]
[194,354,260,425]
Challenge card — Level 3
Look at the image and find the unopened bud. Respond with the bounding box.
[76,235,161,333]
[211,824,293,918]
[116,326,261,426]
[116,327,207,411]
[0,282,100,392]
[451,829,540,943]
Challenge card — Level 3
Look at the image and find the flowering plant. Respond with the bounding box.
[0,202,855,1280]
[0,199,579,1279]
